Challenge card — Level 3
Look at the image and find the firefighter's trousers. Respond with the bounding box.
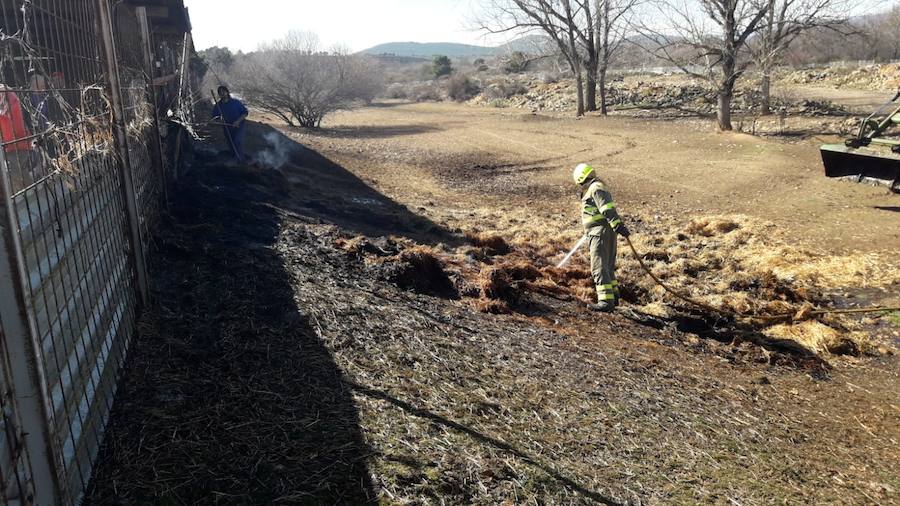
[588,226,619,303]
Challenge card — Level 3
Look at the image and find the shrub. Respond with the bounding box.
[502,51,528,74]
[385,83,408,99]
[480,78,526,100]
[432,55,453,78]
[540,72,559,84]
[411,82,442,102]
[229,31,381,128]
[446,74,481,101]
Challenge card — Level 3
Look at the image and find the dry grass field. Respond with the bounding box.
[87,100,899,505]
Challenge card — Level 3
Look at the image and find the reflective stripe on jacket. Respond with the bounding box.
[581,179,623,233]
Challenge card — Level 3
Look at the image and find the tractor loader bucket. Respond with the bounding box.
[821,90,900,190]
[821,143,900,185]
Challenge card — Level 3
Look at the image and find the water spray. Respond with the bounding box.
[556,236,587,268]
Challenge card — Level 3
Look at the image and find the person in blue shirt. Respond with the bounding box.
[211,85,249,162]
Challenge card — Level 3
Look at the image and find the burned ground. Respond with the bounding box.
[84,152,378,503]
[86,116,899,505]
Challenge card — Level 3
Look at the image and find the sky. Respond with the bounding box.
[187,0,498,52]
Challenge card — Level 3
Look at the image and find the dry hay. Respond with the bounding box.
[764,321,870,356]
[617,213,899,356]
[474,297,511,314]
[684,217,741,236]
[494,260,542,282]
[464,214,897,357]
[373,246,459,299]
[478,266,513,301]
[639,301,673,319]
[341,230,552,314]
[465,231,511,255]
[335,235,403,259]
[541,266,591,284]
[473,262,533,313]
[336,213,896,357]
[743,246,900,288]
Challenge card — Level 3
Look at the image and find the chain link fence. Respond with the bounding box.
[0,1,194,503]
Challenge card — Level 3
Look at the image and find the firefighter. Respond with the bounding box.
[573,163,630,312]
[212,85,249,162]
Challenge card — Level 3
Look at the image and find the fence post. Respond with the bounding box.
[0,151,62,504]
[172,32,194,181]
[96,0,150,305]
[135,6,169,207]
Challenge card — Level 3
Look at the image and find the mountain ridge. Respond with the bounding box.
[361,41,497,58]
[361,36,549,58]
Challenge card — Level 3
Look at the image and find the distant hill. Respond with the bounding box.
[361,42,498,58]
[497,35,553,54]
[361,36,557,58]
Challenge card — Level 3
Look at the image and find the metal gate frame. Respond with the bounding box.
[0,146,57,505]
[0,0,192,503]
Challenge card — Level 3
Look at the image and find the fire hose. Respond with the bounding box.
[623,235,900,323]
[561,234,900,323]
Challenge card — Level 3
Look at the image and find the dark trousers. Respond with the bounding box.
[223,124,245,160]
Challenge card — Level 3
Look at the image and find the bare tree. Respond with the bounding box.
[577,0,641,113]
[228,31,381,128]
[868,5,900,60]
[481,0,640,115]
[636,0,769,130]
[562,0,587,115]
[480,0,587,115]
[751,0,853,114]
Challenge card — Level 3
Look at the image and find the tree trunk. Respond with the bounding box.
[760,71,771,115]
[761,0,775,117]
[586,69,597,112]
[717,90,733,131]
[574,70,585,116]
[563,0,584,117]
[719,53,737,131]
[599,66,608,115]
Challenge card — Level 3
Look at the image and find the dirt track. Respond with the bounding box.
[85,105,900,505]
[291,102,899,257]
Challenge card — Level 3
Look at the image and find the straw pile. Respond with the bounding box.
[617,215,898,355]
[340,212,897,358]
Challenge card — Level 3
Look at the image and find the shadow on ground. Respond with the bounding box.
[85,121,463,503]
[312,123,443,139]
[247,122,463,246]
[347,381,621,505]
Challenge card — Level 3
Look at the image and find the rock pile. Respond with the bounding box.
[467,76,847,117]
[780,63,900,92]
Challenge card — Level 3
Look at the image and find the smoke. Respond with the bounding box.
[256,131,299,170]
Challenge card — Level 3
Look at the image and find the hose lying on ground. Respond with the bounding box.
[623,236,900,324]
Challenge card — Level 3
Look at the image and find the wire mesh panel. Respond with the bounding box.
[149,25,199,180]
[114,4,159,256]
[0,329,34,504]
[173,33,198,137]
[0,0,140,502]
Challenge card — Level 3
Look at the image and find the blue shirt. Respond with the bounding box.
[212,98,248,125]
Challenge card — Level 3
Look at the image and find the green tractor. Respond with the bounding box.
[821,91,900,192]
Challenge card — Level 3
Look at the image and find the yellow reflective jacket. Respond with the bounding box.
[581,179,623,234]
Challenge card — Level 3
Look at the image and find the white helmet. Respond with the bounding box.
[572,163,595,185]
